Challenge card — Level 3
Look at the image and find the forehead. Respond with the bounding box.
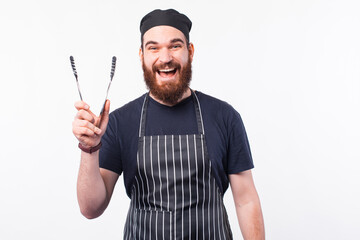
[143,25,187,44]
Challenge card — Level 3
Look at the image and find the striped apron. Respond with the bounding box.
[123,91,233,240]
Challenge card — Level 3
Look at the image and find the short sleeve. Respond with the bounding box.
[99,113,122,175]
[226,111,254,174]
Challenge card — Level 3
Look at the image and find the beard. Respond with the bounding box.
[142,55,192,106]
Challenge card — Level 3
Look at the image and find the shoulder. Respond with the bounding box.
[105,94,147,136]
[195,91,236,111]
[195,91,242,127]
[109,94,146,122]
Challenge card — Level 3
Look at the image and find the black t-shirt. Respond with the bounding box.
[99,91,254,198]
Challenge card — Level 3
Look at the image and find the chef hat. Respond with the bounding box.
[140,9,192,41]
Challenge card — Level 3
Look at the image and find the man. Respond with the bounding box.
[72,9,265,240]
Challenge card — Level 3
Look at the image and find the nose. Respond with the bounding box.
[158,48,172,63]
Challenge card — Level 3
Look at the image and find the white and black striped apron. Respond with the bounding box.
[123,91,233,240]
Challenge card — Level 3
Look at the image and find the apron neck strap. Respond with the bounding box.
[192,90,205,135]
[138,90,205,138]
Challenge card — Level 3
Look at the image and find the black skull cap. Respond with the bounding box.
[140,9,192,42]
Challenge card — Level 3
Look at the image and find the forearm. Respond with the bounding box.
[235,198,265,240]
[77,151,108,219]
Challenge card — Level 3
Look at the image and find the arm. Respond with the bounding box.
[77,153,119,219]
[73,100,119,219]
[229,170,265,240]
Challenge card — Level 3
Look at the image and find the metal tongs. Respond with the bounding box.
[70,56,117,117]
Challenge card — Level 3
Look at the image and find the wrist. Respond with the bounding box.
[78,142,102,154]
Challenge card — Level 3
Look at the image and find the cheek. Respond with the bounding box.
[144,59,155,69]
[176,51,189,65]
[143,53,157,67]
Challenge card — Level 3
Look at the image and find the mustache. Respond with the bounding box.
[152,61,181,72]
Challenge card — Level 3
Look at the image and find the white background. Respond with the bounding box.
[1,0,359,239]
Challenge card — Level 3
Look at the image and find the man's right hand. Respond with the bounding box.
[73,99,117,219]
[72,100,110,148]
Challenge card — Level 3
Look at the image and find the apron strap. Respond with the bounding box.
[191,90,205,135]
[138,93,149,138]
[138,90,205,137]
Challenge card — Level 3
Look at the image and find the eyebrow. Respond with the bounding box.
[144,41,158,47]
[144,38,185,48]
[170,38,185,44]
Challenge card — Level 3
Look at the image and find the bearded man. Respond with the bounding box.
[72,9,265,240]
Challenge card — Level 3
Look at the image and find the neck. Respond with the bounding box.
[149,88,192,107]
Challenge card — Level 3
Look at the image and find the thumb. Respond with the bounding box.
[99,99,110,131]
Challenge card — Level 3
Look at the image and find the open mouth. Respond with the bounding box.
[157,68,177,79]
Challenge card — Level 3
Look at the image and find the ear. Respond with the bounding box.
[139,47,143,63]
[188,43,195,62]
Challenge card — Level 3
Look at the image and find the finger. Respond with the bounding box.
[99,100,110,130]
[76,109,96,124]
[74,101,97,118]
[77,135,99,147]
[72,120,101,146]
[75,126,96,137]
[74,101,90,111]
[78,119,102,135]
[73,125,94,138]
[103,99,110,115]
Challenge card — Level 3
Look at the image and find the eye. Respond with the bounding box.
[171,44,182,49]
[148,46,157,51]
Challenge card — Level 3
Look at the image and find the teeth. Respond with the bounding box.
[159,68,175,72]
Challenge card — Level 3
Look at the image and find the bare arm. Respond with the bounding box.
[229,170,265,240]
[73,100,119,219]
[77,152,119,219]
